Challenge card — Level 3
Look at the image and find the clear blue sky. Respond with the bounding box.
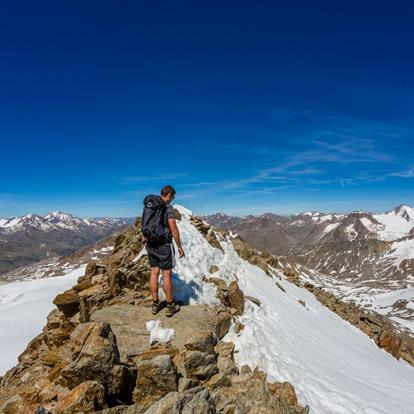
[1,1,413,217]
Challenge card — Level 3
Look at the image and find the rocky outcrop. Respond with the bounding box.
[0,216,309,414]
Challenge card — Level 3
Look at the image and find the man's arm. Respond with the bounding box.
[168,218,185,257]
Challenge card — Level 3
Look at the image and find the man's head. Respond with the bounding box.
[160,185,176,204]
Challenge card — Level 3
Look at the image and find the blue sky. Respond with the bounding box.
[1,1,413,217]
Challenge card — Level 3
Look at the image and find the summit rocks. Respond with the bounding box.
[0,212,309,414]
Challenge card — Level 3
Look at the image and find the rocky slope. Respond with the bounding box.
[0,208,308,414]
[0,212,133,275]
[2,206,414,413]
[204,205,414,334]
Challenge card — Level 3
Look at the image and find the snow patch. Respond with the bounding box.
[146,320,175,344]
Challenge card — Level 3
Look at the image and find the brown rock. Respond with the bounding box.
[208,265,219,274]
[228,281,244,315]
[378,327,403,359]
[60,322,120,388]
[215,311,232,339]
[132,355,178,411]
[183,350,218,381]
[268,381,298,406]
[184,330,215,354]
[53,289,80,318]
[56,380,105,414]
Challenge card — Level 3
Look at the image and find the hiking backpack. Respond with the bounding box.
[141,195,170,242]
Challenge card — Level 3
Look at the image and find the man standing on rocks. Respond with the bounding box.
[142,185,185,317]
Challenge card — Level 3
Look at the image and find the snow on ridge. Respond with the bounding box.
[323,222,341,234]
[384,238,414,267]
[170,211,414,413]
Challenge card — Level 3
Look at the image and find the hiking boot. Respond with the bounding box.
[151,300,161,315]
[165,301,180,317]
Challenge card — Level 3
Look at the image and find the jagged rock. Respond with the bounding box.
[178,377,201,392]
[268,381,298,406]
[378,327,403,359]
[205,228,224,252]
[43,310,73,348]
[215,311,232,339]
[107,364,137,404]
[184,330,216,354]
[209,367,309,414]
[144,387,216,414]
[56,380,105,414]
[207,372,232,389]
[53,289,80,317]
[78,283,112,323]
[60,322,120,389]
[183,350,218,380]
[209,265,219,274]
[132,354,178,411]
[215,341,236,372]
[228,281,244,315]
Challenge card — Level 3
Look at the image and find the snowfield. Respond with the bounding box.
[171,205,414,414]
[1,205,414,413]
[0,266,86,374]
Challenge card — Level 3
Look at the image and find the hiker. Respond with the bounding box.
[141,185,185,317]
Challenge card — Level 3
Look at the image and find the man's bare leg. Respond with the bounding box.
[162,268,173,303]
[150,266,160,301]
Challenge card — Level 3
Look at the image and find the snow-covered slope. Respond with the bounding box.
[2,204,414,413]
[170,206,414,413]
[0,266,85,374]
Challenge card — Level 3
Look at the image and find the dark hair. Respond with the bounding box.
[160,185,176,197]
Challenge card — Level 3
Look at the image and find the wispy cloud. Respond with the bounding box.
[391,167,414,178]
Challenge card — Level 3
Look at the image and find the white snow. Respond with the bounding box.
[323,222,340,234]
[384,238,414,267]
[374,206,414,241]
[146,320,175,344]
[345,224,358,241]
[166,210,414,414]
[0,266,86,374]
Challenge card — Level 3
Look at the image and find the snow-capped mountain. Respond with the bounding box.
[204,204,414,335]
[0,211,133,276]
[1,205,414,414]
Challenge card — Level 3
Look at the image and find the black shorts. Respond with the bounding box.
[146,242,176,270]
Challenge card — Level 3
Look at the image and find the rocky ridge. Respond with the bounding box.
[0,212,309,414]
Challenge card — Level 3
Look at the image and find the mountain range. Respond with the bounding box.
[0,211,133,276]
[204,205,414,334]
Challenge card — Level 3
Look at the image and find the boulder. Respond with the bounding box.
[183,350,218,381]
[56,380,105,414]
[215,341,236,372]
[184,331,216,354]
[228,281,244,315]
[132,355,178,411]
[143,387,216,414]
[53,289,80,318]
[60,322,120,389]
